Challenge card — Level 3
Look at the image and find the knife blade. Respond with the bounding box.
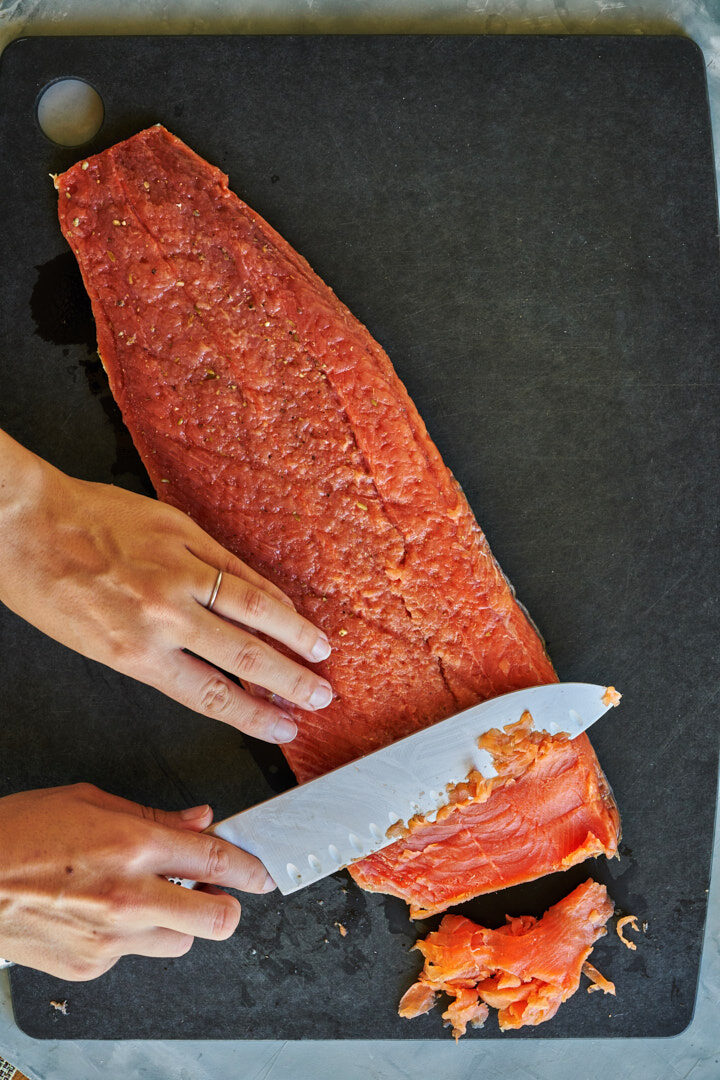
[194,682,617,896]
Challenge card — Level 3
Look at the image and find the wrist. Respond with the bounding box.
[0,431,67,610]
[0,430,57,537]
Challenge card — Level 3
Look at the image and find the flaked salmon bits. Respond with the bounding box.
[399,880,615,1036]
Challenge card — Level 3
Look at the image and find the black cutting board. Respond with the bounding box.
[0,34,718,1040]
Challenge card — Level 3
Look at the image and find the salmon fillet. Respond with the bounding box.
[399,879,615,1036]
[55,126,619,911]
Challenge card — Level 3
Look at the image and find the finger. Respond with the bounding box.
[190,557,330,664]
[83,787,215,834]
[227,564,295,610]
[166,804,214,833]
[185,531,296,609]
[143,877,242,940]
[241,680,296,713]
[158,651,298,742]
[138,803,214,833]
[145,824,276,894]
[195,884,226,897]
[186,610,333,712]
[122,928,194,959]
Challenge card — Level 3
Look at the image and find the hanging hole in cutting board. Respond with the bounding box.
[36,78,104,147]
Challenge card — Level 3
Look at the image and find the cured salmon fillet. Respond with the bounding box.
[399,879,615,1037]
[55,126,619,911]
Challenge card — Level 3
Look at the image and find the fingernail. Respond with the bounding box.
[274,714,297,743]
[261,872,277,893]
[310,634,331,662]
[308,682,333,709]
[181,804,211,821]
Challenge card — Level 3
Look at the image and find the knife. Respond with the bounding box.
[186,682,617,897]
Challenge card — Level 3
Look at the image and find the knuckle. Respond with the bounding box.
[295,621,316,654]
[65,957,115,982]
[138,803,162,825]
[232,640,265,678]
[91,930,122,958]
[209,897,240,940]
[111,827,148,867]
[100,882,137,922]
[63,959,95,981]
[70,781,101,802]
[239,586,268,623]
[123,840,149,872]
[163,501,191,527]
[239,700,271,735]
[105,631,142,669]
[142,578,173,623]
[204,840,231,880]
[199,676,234,716]
[242,859,270,893]
[289,670,312,703]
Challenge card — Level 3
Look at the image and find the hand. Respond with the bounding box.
[0,430,332,743]
[0,783,273,981]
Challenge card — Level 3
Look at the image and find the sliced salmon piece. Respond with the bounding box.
[399,879,614,1037]
[350,718,619,917]
[55,127,619,913]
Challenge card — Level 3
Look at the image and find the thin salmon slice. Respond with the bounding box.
[399,879,615,1037]
[55,126,619,911]
[350,716,619,917]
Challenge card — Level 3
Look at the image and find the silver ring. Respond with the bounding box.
[206,570,223,612]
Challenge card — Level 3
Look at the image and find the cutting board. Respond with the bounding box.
[0,34,718,1040]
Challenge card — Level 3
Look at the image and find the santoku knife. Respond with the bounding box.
[186,682,618,897]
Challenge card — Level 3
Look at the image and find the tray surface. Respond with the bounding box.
[0,33,718,1039]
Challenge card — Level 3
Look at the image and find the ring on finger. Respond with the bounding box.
[206,570,224,612]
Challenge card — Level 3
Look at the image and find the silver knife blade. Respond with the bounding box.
[202,682,617,895]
